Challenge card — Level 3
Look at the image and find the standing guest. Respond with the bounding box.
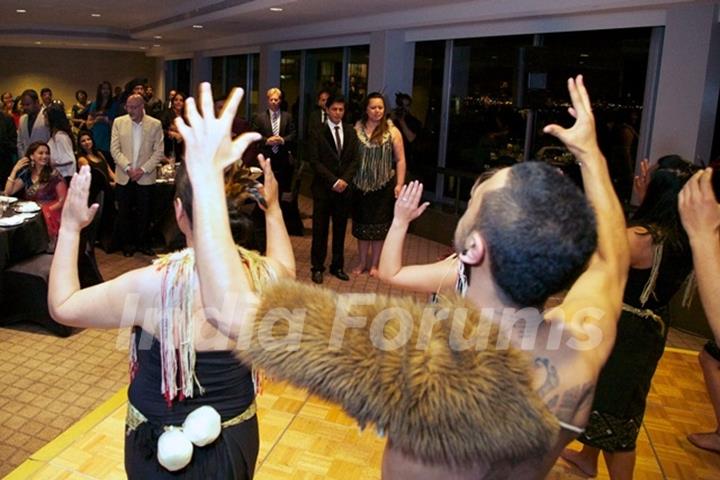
[17,89,51,159]
[71,89,90,133]
[144,84,163,119]
[351,92,406,276]
[4,141,67,241]
[307,89,331,138]
[308,94,359,284]
[0,109,16,183]
[251,87,299,234]
[46,104,77,182]
[86,81,117,158]
[562,158,696,479]
[40,87,53,110]
[2,91,20,128]
[78,130,116,184]
[390,93,422,178]
[110,94,164,257]
[48,156,294,478]
[162,92,186,163]
[165,89,177,111]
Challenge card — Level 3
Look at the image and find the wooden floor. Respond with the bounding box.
[2,196,718,479]
[6,348,720,480]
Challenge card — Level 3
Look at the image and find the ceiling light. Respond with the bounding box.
[270,7,283,12]
[153,44,161,48]
[139,46,148,50]
[153,35,163,39]
[91,13,101,17]
[34,41,42,45]
[16,9,27,14]
[192,24,204,29]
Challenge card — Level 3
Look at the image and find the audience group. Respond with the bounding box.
[0,71,718,480]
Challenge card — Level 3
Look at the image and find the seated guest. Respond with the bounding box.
[77,130,116,250]
[46,104,77,182]
[4,141,67,241]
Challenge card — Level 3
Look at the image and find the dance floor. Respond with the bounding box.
[1,198,716,479]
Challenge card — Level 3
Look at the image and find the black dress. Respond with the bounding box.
[579,236,691,452]
[125,328,258,479]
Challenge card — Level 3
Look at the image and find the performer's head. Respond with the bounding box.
[174,166,257,248]
[454,162,597,308]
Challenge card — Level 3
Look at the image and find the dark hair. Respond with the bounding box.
[471,162,597,307]
[75,89,88,102]
[26,141,54,183]
[46,104,74,139]
[174,167,256,247]
[360,92,389,144]
[21,89,39,103]
[317,89,332,99]
[95,81,113,111]
[325,94,346,109]
[632,157,697,250]
[77,130,103,158]
[40,87,52,96]
[395,92,412,107]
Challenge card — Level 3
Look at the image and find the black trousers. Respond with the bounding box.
[114,181,152,251]
[311,191,350,272]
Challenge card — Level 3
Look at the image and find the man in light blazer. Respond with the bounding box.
[307,94,359,283]
[111,94,164,257]
[251,87,301,234]
[17,89,51,158]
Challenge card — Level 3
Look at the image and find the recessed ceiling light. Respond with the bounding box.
[153,44,161,48]
[91,13,101,17]
[34,41,42,45]
[139,46,148,50]
[16,9,27,14]
[192,24,204,29]
[270,7,283,12]
[153,35,163,39]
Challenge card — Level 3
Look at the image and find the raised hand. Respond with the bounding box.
[633,158,650,202]
[679,168,720,241]
[393,180,430,226]
[174,83,261,185]
[61,166,99,232]
[256,154,278,212]
[542,75,600,161]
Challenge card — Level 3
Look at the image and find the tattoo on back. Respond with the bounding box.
[535,357,559,399]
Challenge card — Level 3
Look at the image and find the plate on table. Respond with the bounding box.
[14,201,41,213]
[0,195,18,204]
[0,215,24,227]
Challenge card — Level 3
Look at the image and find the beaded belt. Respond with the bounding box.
[622,303,665,336]
[126,400,257,432]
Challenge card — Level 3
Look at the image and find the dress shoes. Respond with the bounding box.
[311,271,323,284]
[329,268,350,281]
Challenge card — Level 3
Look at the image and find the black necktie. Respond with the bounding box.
[334,125,342,154]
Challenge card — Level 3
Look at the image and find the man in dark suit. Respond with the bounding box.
[306,89,331,139]
[308,94,359,283]
[251,88,300,233]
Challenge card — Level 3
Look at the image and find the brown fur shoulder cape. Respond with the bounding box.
[236,279,559,468]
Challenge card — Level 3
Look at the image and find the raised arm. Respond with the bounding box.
[679,168,720,342]
[174,84,266,338]
[48,166,157,329]
[543,75,630,367]
[378,181,458,293]
[258,155,295,277]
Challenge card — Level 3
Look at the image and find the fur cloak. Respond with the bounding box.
[236,279,559,469]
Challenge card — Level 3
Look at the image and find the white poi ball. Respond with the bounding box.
[182,405,222,447]
[157,427,193,471]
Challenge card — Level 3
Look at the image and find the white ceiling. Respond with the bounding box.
[0,0,708,55]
